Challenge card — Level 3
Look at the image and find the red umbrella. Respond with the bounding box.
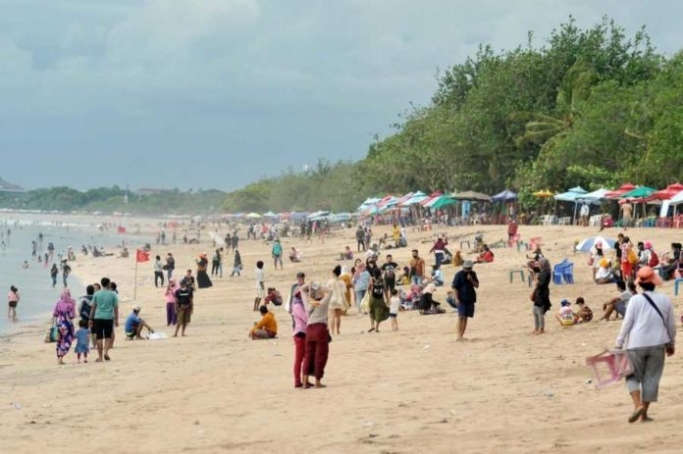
[649,182,683,200]
[605,183,635,199]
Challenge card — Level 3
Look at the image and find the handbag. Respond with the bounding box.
[44,326,58,343]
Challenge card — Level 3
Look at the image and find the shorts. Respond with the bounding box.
[177,306,192,325]
[389,313,397,318]
[457,302,475,318]
[92,319,114,340]
[385,278,396,291]
[8,301,17,308]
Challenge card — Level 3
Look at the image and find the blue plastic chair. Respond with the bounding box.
[553,259,568,285]
[562,262,575,284]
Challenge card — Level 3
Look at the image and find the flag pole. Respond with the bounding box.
[134,253,138,301]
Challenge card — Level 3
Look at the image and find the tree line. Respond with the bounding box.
[223,16,683,212]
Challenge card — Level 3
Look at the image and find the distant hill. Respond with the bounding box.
[0,177,25,192]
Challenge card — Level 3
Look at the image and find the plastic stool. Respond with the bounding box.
[509,269,525,283]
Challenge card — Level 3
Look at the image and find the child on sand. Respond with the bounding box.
[389,289,400,331]
[74,319,90,363]
[555,299,575,327]
[573,297,593,323]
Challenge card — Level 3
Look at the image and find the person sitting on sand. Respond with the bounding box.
[430,265,445,287]
[288,247,302,262]
[475,245,494,263]
[452,250,464,267]
[573,297,593,323]
[120,248,129,258]
[599,279,633,321]
[594,258,615,285]
[555,299,575,327]
[418,283,445,315]
[338,246,354,261]
[124,306,155,340]
[249,305,278,339]
[263,287,283,306]
[397,266,411,286]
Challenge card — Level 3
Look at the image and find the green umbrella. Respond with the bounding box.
[431,196,457,209]
[619,186,656,199]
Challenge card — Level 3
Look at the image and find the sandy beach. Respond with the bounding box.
[1,219,681,454]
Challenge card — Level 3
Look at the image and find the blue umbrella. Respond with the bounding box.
[575,236,616,252]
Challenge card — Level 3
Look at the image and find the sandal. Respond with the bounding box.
[628,407,645,423]
[367,328,375,333]
[104,354,111,361]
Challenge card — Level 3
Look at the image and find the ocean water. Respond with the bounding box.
[0,220,128,334]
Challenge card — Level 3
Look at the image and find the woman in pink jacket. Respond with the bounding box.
[290,275,309,388]
[165,278,179,326]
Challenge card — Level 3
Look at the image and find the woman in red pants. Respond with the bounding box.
[302,282,332,389]
[290,273,309,388]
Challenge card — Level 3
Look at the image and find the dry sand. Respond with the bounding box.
[1,220,681,454]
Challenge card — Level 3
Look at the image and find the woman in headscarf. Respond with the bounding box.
[368,267,390,332]
[290,281,309,388]
[302,282,332,388]
[531,258,552,335]
[196,253,213,289]
[328,265,349,336]
[53,289,76,365]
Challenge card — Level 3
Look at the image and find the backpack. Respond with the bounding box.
[649,250,659,267]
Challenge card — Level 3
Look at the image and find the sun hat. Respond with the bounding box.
[463,260,474,269]
[635,266,663,286]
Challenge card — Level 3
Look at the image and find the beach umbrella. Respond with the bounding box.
[245,212,262,219]
[670,191,683,205]
[532,190,554,198]
[605,183,635,199]
[451,190,491,202]
[575,236,616,252]
[430,196,457,210]
[491,189,518,202]
[262,211,278,218]
[576,188,610,204]
[619,186,656,199]
[650,183,683,200]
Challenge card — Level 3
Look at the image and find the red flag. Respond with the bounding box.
[136,249,150,263]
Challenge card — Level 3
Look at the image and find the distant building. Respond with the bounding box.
[0,177,25,193]
[136,188,172,196]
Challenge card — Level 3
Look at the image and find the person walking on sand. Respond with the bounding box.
[7,285,19,321]
[50,263,59,288]
[272,239,283,270]
[88,277,119,362]
[173,279,194,337]
[154,255,164,287]
[327,265,349,336]
[231,250,243,277]
[165,278,179,326]
[531,258,552,334]
[616,266,676,423]
[53,289,76,365]
[451,260,479,341]
[254,260,265,311]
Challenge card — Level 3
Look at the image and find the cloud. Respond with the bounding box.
[0,0,682,190]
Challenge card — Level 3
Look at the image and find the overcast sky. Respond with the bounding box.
[1,0,681,191]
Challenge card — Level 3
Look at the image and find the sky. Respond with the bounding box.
[1,0,681,192]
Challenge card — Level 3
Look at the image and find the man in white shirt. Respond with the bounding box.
[615,266,676,423]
